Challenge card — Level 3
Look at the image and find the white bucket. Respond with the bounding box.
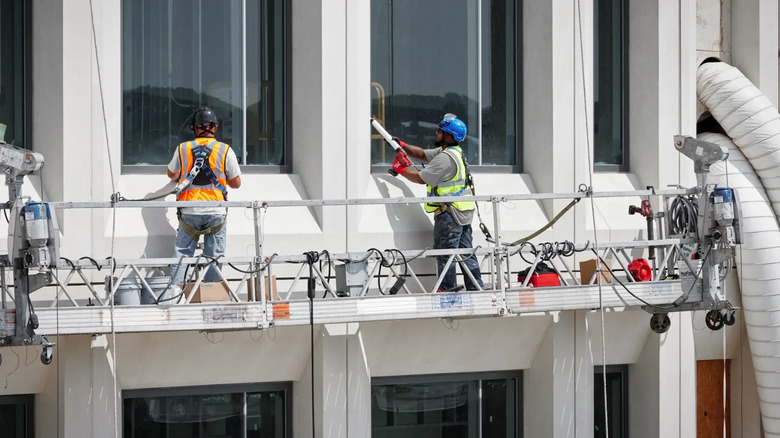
[112,276,181,305]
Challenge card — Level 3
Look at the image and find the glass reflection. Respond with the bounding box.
[371,0,517,167]
[0,0,26,147]
[122,0,285,166]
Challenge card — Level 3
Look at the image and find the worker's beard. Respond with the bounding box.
[435,137,447,147]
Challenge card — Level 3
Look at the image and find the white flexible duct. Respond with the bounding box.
[698,62,780,437]
[698,62,780,221]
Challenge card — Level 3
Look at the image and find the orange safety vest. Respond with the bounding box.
[176,138,230,201]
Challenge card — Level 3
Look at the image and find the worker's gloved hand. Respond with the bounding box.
[391,136,405,149]
[396,150,412,166]
[392,156,408,175]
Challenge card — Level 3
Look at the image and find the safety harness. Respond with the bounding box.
[176,140,229,240]
[176,140,228,200]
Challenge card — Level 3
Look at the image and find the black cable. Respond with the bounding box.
[227,253,278,274]
[668,194,699,236]
[303,251,317,438]
[103,257,117,275]
[589,250,677,310]
[79,256,103,270]
[59,257,76,269]
[367,248,393,295]
[388,249,409,277]
[319,250,332,299]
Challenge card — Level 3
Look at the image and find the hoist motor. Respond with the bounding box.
[709,186,741,245]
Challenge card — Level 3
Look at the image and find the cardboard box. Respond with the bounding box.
[185,282,233,303]
[579,259,613,285]
[246,276,279,301]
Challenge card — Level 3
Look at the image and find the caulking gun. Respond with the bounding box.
[370,117,412,176]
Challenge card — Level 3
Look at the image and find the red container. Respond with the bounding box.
[517,272,561,287]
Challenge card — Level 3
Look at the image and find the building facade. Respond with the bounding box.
[0,0,776,436]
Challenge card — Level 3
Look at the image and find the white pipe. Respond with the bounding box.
[699,60,780,436]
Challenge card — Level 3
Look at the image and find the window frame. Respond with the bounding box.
[119,0,293,174]
[123,382,293,437]
[0,0,32,149]
[371,370,523,436]
[594,364,629,437]
[369,0,523,174]
[593,0,629,173]
[0,393,35,438]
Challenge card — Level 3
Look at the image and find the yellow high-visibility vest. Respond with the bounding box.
[424,145,475,213]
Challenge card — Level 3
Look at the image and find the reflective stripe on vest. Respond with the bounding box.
[424,146,475,213]
[177,139,230,201]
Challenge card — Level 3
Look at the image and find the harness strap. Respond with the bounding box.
[181,141,229,199]
[177,209,227,240]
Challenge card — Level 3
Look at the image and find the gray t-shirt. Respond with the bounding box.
[168,139,241,215]
[419,148,474,226]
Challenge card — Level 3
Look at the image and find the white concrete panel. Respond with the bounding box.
[35,336,62,438]
[658,313,696,436]
[361,316,550,377]
[0,344,51,396]
[32,0,64,205]
[347,326,371,437]
[629,331,660,438]
[90,335,117,438]
[523,312,576,437]
[732,315,764,438]
[293,348,315,438]
[586,309,652,365]
[116,327,312,389]
[732,0,780,108]
[574,310,595,437]
[524,316,555,437]
[60,335,95,438]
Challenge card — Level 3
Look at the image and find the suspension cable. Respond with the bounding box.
[89,2,119,437]
[576,0,609,435]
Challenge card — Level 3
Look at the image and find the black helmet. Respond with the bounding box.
[190,107,218,131]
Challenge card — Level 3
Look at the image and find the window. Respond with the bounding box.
[594,0,628,170]
[370,0,519,170]
[124,383,290,438]
[122,0,288,168]
[0,0,29,147]
[594,366,628,438]
[372,372,521,437]
[0,394,34,438]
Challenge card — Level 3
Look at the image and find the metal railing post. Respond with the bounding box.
[253,201,268,328]
[491,196,509,314]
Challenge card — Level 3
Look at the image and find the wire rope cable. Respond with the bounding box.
[89,2,119,436]
[576,0,609,434]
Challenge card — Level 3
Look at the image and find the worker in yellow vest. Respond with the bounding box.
[167,107,242,286]
[392,114,483,291]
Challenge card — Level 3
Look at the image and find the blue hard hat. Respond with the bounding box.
[439,116,467,142]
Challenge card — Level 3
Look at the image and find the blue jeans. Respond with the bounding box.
[171,213,227,286]
[433,211,484,291]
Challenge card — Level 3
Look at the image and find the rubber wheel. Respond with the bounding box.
[723,311,736,326]
[705,310,724,331]
[650,313,671,334]
[41,347,52,365]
